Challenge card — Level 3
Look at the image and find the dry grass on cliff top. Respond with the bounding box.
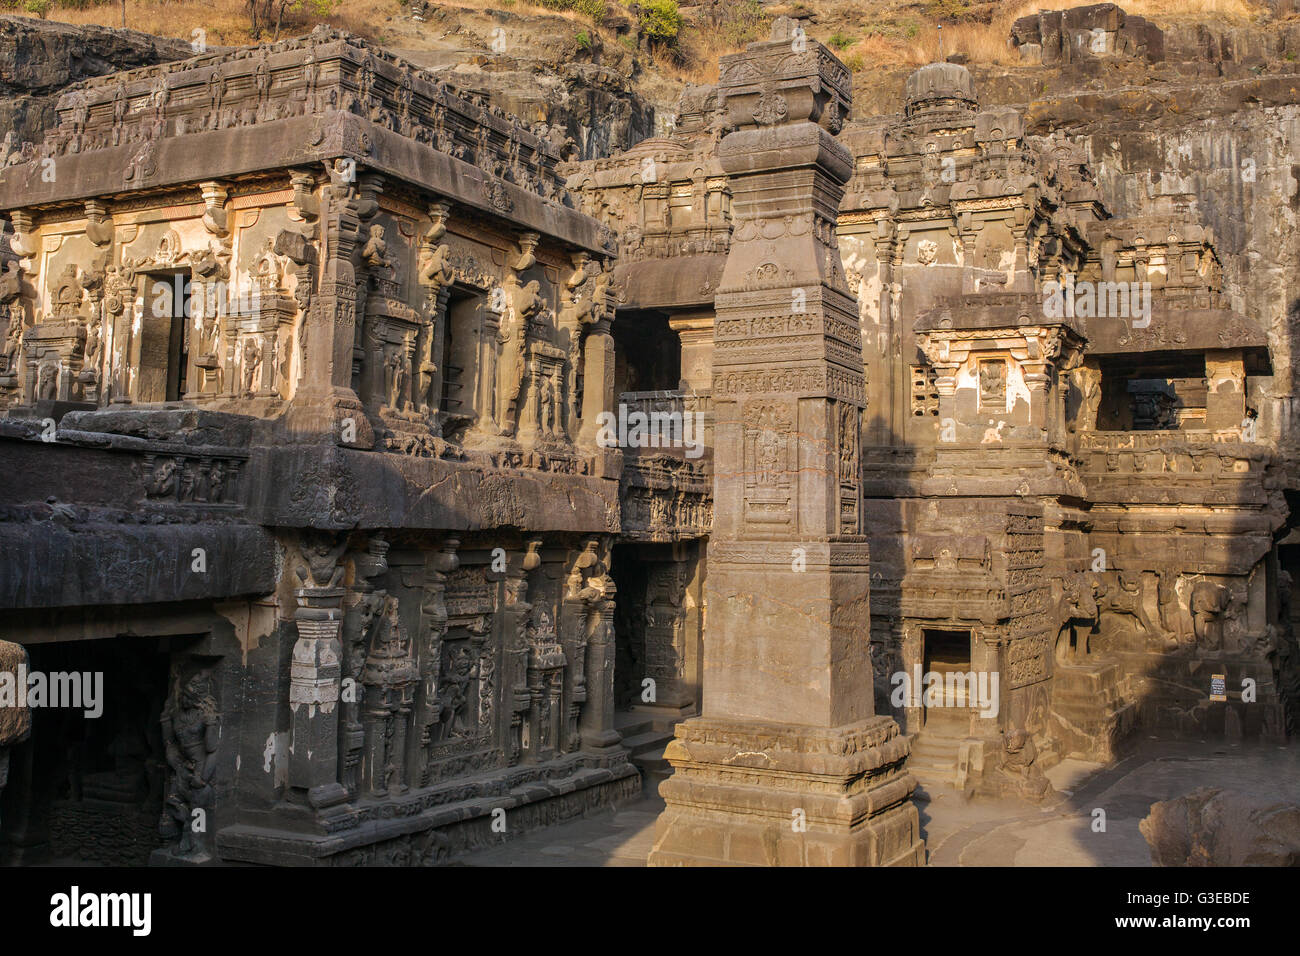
[8,0,1274,85]
[821,0,1268,70]
[11,0,400,47]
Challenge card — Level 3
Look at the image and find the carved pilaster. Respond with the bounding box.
[502,540,541,766]
[284,160,374,448]
[289,532,349,812]
[415,536,458,787]
[340,535,389,797]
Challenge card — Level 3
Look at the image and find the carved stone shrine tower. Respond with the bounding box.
[647,19,924,867]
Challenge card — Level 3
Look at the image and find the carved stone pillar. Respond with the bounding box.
[468,302,504,441]
[649,22,923,867]
[577,316,614,449]
[570,538,620,753]
[668,312,714,395]
[284,160,374,448]
[415,536,458,787]
[1206,349,1247,432]
[289,535,349,813]
[289,585,346,807]
[340,536,388,797]
[502,540,542,766]
[581,585,619,752]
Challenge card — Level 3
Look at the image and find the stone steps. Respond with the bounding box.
[615,710,682,796]
[907,728,966,787]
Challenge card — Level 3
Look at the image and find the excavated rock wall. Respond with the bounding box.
[0,16,193,149]
[851,18,1300,450]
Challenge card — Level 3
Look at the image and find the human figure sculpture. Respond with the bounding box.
[418,242,453,291]
[159,670,219,856]
[37,362,57,401]
[241,337,262,395]
[496,278,542,433]
[362,224,389,271]
[3,308,22,373]
[1000,728,1051,802]
[1190,580,1231,652]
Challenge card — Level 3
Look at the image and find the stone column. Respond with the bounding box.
[580,592,619,751]
[669,312,714,394]
[1206,349,1247,432]
[289,584,347,810]
[502,540,542,765]
[649,21,923,867]
[414,536,457,786]
[468,303,504,441]
[285,161,374,448]
[577,315,614,449]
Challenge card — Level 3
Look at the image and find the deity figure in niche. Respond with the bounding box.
[159,668,219,856]
[436,643,477,740]
[1190,580,1231,652]
[497,278,542,432]
[4,307,24,373]
[755,424,781,485]
[979,359,1006,410]
[241,337,262,395]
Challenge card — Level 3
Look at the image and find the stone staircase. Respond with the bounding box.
[615,709,684,797]
[906,711,972,792]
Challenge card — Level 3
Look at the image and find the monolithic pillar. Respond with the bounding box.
[581,594,619,749]
[649,21,923,867]
[288,536,349,814]
[577,315,614,449]
[289,585,346,808]
[285,162,374,448]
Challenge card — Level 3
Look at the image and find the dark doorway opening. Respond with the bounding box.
[144,270,192,403]
[0,636,185,865]
[613,309,680,395]
[440,287,481,442]
[611,542,649,710]
[922,628,971,728]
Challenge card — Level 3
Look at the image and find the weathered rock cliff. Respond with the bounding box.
[0,16,192,151]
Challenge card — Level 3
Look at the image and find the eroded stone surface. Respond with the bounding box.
[1141,787,1300,866]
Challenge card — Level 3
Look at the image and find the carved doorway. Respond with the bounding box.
[139,271,192,403]
[440,286,482,440]
[922,628,972,732]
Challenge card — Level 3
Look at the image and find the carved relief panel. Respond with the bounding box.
[742,400,793,529]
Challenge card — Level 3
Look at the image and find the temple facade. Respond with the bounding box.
[0,12,1295,866]
[0,28,639,865]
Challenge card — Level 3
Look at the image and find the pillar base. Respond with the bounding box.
[647,715,924,867]
[283,386,375,448]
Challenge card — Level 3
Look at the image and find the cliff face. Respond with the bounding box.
[390,4,657,161]
[0,16,193,150]
[1039,79,1300,444]
[844,15,1300,450]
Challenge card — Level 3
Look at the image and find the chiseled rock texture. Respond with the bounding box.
[0,12,656,164]
[853,16,1300,445]
[0,16,192,148]
[1141,787,1300,865]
